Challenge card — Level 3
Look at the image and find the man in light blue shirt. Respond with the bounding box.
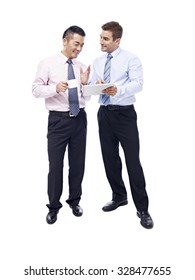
[90,21,153,229]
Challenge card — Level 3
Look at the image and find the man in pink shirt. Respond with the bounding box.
[32,26,90,224]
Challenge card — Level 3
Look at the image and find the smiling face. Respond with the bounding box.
[100,30,120,53]
[62,33,85,59]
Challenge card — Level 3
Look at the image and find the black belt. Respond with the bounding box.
[102,105,133,111]
[49,108,85,117]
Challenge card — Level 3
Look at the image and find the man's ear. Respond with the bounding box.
[63,38,67,46]
[115,38,121,45]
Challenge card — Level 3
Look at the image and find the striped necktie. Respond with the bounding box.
[67,59,80,116]
[101,53,113,105]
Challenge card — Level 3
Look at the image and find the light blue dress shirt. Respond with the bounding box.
[90,47,143,106]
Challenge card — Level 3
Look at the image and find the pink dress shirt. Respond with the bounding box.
[32,52,90,111]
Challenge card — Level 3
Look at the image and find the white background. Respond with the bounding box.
[1,0,195,279]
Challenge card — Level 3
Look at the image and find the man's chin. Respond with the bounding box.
[72,53,79,59]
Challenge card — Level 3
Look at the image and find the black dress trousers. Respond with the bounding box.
[97,105,149,212]
[47,110,87,210]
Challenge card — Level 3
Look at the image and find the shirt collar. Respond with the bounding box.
[105,47,121,59]
[60,52,76,65]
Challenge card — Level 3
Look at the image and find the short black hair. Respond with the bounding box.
[102,21,123,40]
[62,25,86,39]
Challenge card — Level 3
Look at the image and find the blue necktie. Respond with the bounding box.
[67,59,80,116]
[101,53,113,105]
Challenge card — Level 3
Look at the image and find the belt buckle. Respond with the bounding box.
[107,105,117,111]
[69,112,75,117]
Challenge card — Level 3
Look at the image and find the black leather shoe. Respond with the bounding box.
[137,211,154,229]
[70,205,83,217]
[46,210,59,224]
[102,200,128,212]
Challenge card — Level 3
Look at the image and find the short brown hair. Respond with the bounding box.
[101,21,123,40]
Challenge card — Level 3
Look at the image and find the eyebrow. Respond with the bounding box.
[100,35,109,40]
